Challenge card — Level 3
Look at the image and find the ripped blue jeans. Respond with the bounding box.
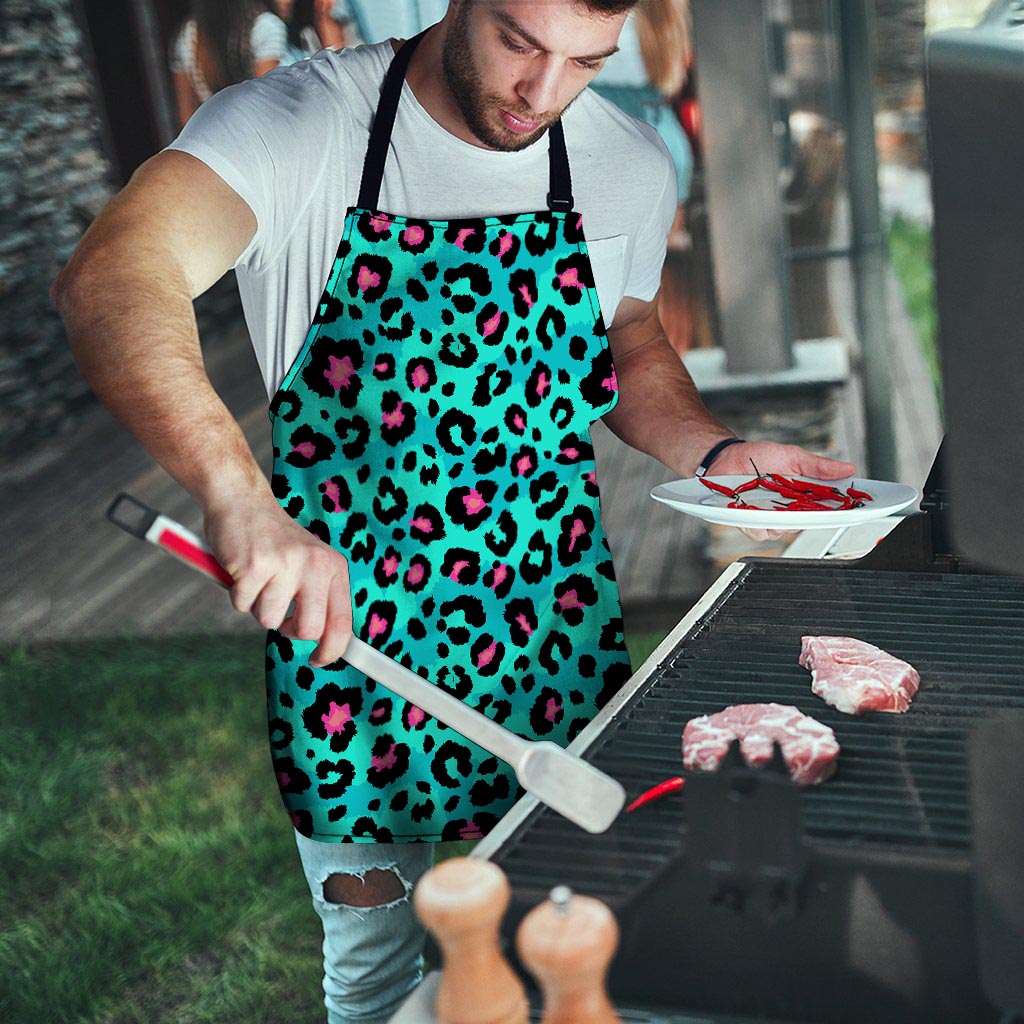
[293,830,437,1024]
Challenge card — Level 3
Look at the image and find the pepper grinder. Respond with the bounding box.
[516,885,621,1024]
[413,857,528,1024]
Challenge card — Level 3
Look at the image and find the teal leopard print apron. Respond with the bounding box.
[266,31,632,842]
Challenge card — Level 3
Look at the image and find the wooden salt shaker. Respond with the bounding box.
[413,857,528,1024]
[516,885,621,1024]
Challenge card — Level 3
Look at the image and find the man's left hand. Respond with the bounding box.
[706,440,857,542]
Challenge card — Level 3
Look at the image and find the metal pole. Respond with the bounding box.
[837,1,899,480]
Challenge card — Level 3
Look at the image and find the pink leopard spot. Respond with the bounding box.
[449,559,471,582]
[567,518,586,553]
[535,372,549,397]
[371,742,398,771]
[455,228,476,250]
[325,354,355,391]
[382,405,406,429]
[382,555,399,577]
[374,361,388,373]
[407,705,425,728]
[558,267,582,290]
[403,225,425,246]
[292,441,317,459]
[558,590,583,612]
[476,640,497,668]
[602,367,619,392]
[276,770,291,787]
[322,701,352,735]
[459,820,484,841]
[560,447,579,460]
[585,471,597,485]
[369,212,392,233]
[545,697,562,722]
[513,414,525,431]
[515,613,534,637]
[410,516,434,534]
[410,364,430,389]
[406,563,426,585]
[370,706,386,719]
[323,479,347,514]
[497,233,514,257]
[515,455,532,476]
[357,265,381,292]
[482,310,503,337]
[368,613,389,639]
[462,489,488,516]
[517,284,534,309]
[490,564,508,590]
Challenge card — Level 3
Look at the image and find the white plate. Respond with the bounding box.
[650,476,920,530]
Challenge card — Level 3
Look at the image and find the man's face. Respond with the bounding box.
[441,1,627,151]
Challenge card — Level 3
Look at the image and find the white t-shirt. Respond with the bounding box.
[168,40,677,398]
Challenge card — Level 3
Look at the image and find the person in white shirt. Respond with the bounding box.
[56,3,855,1021]
[170,0,289,127]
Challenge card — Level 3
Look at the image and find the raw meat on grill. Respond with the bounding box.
[799,635,920,716]
[682,703,840,785]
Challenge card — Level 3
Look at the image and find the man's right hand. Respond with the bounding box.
[204,494,352,668]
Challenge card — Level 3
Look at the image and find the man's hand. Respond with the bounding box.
[204,494,352,668]
[708,440,857,542]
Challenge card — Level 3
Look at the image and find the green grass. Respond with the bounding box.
[0,630,664,1022]
[887,215,942,406]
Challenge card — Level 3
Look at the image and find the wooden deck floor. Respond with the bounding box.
[1,249,940,645]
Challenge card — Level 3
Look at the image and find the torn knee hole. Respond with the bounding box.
[322,868,406,908]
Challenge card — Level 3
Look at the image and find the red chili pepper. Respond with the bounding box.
[847,486,873,501]
[734,478,762,494]
[698,477,737,498]
[625,776,685,813]
[772,473,844,498]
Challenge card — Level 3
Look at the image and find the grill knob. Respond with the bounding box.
[516,887,621,1024]
[413,857,528,1024]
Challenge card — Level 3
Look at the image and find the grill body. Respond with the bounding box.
[484,558,1024,1023]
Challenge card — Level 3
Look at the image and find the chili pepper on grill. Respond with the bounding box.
[625,776,685,813]
[698,477,738,498]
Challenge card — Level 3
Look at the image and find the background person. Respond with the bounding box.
[171,0,289,127]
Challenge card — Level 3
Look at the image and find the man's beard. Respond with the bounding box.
[441,4,558,151]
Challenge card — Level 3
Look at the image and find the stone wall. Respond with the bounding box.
[0,0,116,460]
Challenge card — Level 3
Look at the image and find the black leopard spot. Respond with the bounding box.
[405,356,437,393]
[431,740,474,788]
[509,268,538,319]
[268,631,294,665]
[346,253,391,303]
[404,554,432,592]
[580,346,618,408]
[356,209,396,243]
[267,714,293,751]
[557,504,595,566]
[390,789,409,811]
[350,817,393,842]
[304,683,364,752]
[529,471,569,520]
[409,504,446,544]
[437,408,477,455]
[333,414,371,460]
[407,278,429,302]
[529,685,565,735]
[519,530,553,585]
[599,616,625,652]
[524,214,559,257]
[288,808,315,836]
[504,597,538,647]
[411,798,435,822]
[469,773,510,807]
[446,480,498,530]
[272,756,311,795]
[373,546,402,588]
[552,252,594,306]
[578,654,597,678]
[398,219,434,254]
[489,230,521,269]
[504,404,528,436]
[380,390,417,445]
[285,424,335,468]
[307,518,330,545]
[439,594,486,629]
[475,302,509,345]
[441,547,481,586]
[296,666,314,690]
[471,633,504,677]
[319,475,352,516]
[380,310,416,342]
[436,664,473,699]
[483,561,516,600]
[440,812,500,841]
[553,574,599,628]
[372,476,408,525]
[270,389,301,422]
[596,659,632,709]
[439,332,479,368]
[563,212,586,245]
[366,734,411,787]
[525,363,553,409]
[537,306,566,350]
[363,599,397,646]
[312,293,346,325]
[484,509,517,557]
[539,631,572,676]
[444,222,487,255]
[338,511,368,550]
[568,335,588,360]
[550,396,573,429]
[368,697,393,726]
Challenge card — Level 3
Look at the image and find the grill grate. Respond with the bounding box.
[493,563,1024,904]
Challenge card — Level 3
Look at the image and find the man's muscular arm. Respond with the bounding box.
[51,150,351,665]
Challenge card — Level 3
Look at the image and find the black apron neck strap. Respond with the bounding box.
[357,30,575,214]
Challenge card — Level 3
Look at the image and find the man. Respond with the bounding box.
[52,1,855,1020]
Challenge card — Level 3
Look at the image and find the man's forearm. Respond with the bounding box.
[52,254,271,512]
[603,334,735,478]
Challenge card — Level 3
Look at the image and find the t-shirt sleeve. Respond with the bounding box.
[165,66,342,273]
[251,12,289,62]
[623,130,678,302]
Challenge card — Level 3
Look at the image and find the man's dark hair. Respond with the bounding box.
[580,0,640,12]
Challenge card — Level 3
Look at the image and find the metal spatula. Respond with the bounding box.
[106,493,626,834]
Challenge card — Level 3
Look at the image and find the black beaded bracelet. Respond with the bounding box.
[694,437,745,478]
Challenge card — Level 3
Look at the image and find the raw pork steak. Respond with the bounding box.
[799,636,920,716]
[682,703,840,785]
